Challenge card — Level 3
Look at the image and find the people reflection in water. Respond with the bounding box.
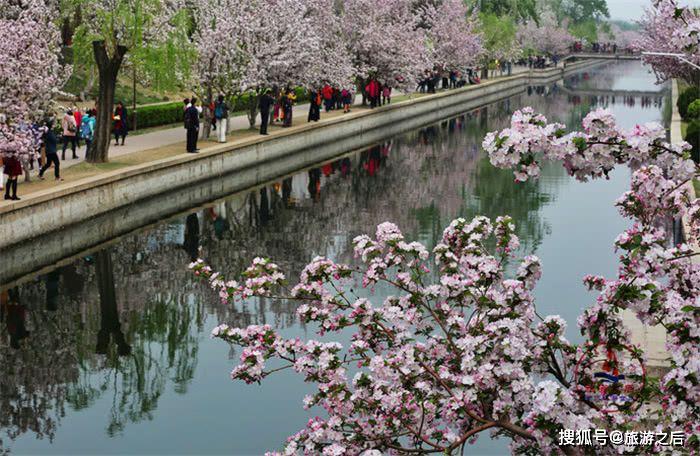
[207,205,230,239]
[1,288,30,349]
[183,213,200,262]
[259,187,271,225]
[308,168,321,200]
[282,177,293,206]
[322,162,333,177]
[95,250,132,356]
[362,145,382,176]
[45,269,60,311]
[340,157,351,177]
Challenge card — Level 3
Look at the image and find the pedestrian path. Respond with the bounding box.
[59,97,369,170]
[58,71,538,169]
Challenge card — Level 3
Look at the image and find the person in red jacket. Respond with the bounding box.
[321,84,334,112]
[365,79,380,108]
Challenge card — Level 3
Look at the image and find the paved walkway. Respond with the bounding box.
[57,70,539,169]
[59,96,370,170]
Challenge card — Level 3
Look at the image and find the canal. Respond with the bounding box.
[0,61,669,455]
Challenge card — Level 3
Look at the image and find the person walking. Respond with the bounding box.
[113,101,128,146]
[321,84,334,112]
[365,79,380,108]
[342,89,352,113]
[259,90,274,135]
[184,97,201,153]
[282,87,296,128]
[183,98,191,129]
[80,109,95,156]
[213,95,229,143]
[39,120,62,181]
[308,89,321,122]
[334,88,343,110]
[61,109,78,160]
[272,88,282,123]
[382,85,392,105]
[3,154,22,200]
[73,107,83,148]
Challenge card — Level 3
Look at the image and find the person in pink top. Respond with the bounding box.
[61,109,78,160]
[382,85,392,105]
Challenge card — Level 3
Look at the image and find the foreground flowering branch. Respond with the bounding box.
[192,108,699,455]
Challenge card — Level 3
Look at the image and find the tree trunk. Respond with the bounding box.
[88,40,127,163]
[203,85,213,139]
[22,159,31,183]
[80,70,96,102]
[357,77,367,106]
[95,249,131,356]
[247,91,259,129]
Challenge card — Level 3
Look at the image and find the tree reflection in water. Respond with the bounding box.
[0,246,207,449]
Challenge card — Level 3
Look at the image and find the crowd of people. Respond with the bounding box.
[0,100,130,200]
[417,68,482,93]
[570,41,637,55]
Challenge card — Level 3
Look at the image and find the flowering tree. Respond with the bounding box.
[341,0,430,94]
[237,0,353,128]
[66,0,193,162]
[191,104,700,454]
[191,0,247,137]
[516,14,575,58]
[302,0,355,92]
[422,0,483,73]
[608,24,641,52]
[479,12,521,65]
[193,0,353,129]
[0,0,69,163]
[637,0,700,84]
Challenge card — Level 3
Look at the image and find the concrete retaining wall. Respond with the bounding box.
[0,59,606,284]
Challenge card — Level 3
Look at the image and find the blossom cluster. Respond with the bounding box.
[483,107,695,184]
[192,0,484,98]
[0,1,69,160]
[516,13,575,57]
[637,0,700,84]
[485,106,700,452]
[192,213,623,454]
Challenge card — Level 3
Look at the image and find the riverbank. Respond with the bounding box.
[0,59,604,276]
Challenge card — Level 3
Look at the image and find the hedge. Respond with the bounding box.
[51,88,314,135]
[678,86,700,119]
[127,88,311,130]
[687,99,700,120]
[129,102,184,130]
[685,119,700,164]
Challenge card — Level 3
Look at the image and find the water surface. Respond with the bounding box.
[0,61,669,455]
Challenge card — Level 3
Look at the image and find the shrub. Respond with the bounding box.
[129,102,184,130]
[677,86,700,119]
[229,88,310,112]
[126,88,311,130]
[685,119,700,163]
[687,99,700,120]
